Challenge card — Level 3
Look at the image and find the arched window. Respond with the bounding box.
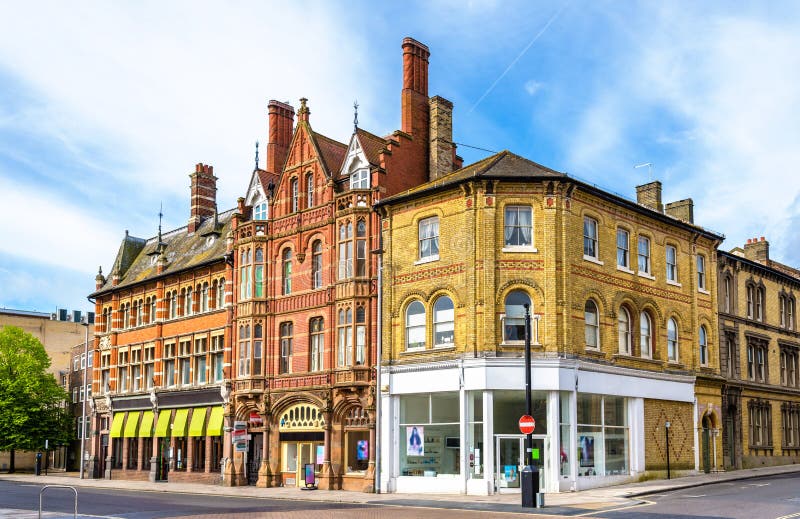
[200,282,209,312]
[584,300,599,350]
[312,240,323,289]
[148,296,156,323]
[668,318,679,362]
[291,178,299,213]
[185,287,193,316]
[699,325,708,366]
[169,291,178,319]
[433,296,455,347]
[618,307,631,355]
[723,276,731,313]
[405,301,426,350]
[640,312,652,358]
[216,278,225,308]
[282,249,292,295]
[746,285,754,319]
[306,173,314,208]
[503,290,531,343]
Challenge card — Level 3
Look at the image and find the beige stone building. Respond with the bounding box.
[376,151,724,495]
[718,239,800,469]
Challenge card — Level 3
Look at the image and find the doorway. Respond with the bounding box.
[282,441,322,487]
[702,415,711,474]
[495,435,545,492]
[247,433,263,485]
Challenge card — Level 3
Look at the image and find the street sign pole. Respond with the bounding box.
[521,303,540,508]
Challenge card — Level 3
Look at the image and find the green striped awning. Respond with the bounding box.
[154,409,171,438]
[138,410,154,438]
[188,408,207,437]
[207,406,224,437]
[171,408,189,437]
[123,411,140,438]
[109,412,125,438]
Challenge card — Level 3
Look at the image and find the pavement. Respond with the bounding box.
[2,463,799,516]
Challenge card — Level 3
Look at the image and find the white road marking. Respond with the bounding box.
[684,494,707,498]
[575,500,655,517]
[774,512,800,519]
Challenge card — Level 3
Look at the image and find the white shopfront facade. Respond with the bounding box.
[379,357,695,495]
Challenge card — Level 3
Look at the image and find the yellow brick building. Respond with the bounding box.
[376,151,724,495]
[718,239,800,469]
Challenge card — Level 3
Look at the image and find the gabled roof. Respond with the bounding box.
[92,210,234,296]
[355,128,388,167]
[312,131,347,175]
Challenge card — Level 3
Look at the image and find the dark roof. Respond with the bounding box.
[377,150,722,241]
[312,131,347,175]
[721,249,800,283]
[92,210,234,296]
[355,128,388,167]
[256,168,278,191]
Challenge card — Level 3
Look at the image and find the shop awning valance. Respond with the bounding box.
[109,412,125,438]
[154,409,171,438]
[123,411,140,438]
[188,407,207,437]
[171,408,189,437]
[207,406,224,437]
[139,410,155,438]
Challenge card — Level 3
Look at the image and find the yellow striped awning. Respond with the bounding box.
[188,408,207,437]
[109,412,125,438]
[138,410,154,438]
[154,409,171,438]
[123,411,140,438]
[207,406,224,437]
[171,408,189,437]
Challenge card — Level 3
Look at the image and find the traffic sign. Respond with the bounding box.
[519,415,536,434]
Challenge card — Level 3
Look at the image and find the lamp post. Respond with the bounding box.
[665,421,671,480]
[79,316,92,479]
[520,303,540,508]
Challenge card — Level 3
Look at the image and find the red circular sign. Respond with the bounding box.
[519,415,536,434]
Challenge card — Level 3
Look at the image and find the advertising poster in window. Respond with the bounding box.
[316,445,324,465]
[407,426,424,456]
[579,435,594,468]
[357,440,369,461]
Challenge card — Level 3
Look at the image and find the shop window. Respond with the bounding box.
[584,300,599,350]
[126,437,138,469]
[405,301,426,351]
[194,437,206,471]
[112,438,123,469]
[467,391,484,479]
[211,437,223,471]
[142,437,153,470]
[433,296,455,347]
[345,430,370,473]
[398,393,460,477]
[174,437,187,471]
[577,394,629,476]
[559,392,572,477]
[494,390,547,435]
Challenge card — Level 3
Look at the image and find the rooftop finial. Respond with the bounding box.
[254,141,260,171]
[158,202,163,244]
[353,100,359,132]
[299,97,308,113]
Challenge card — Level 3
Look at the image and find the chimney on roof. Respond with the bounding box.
[744,236,769,264]
[429,96,454,180]
[665,198,694,223]
[266,100,295,174]
[188,163,217,234]
[401,38,430,141]
[636,181,663,213]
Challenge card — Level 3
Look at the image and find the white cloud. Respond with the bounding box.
[524,80,544,96]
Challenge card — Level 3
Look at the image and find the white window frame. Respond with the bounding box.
[616,228,630,270]
[350,168,369,189]
[618,307,631,355]
[666,245,678,283]
[418,216,440,262]
[667,318,679,362]
[638,236,651,276]
[583,216,599,260]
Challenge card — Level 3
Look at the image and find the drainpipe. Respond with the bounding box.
[374,232,384,493]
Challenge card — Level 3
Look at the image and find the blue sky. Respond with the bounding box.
[2,1,800,313]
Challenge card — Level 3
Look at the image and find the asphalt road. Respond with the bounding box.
[1,473,798,519]
[603,473,800,519]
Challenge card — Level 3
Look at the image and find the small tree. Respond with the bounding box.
[0,326,73,472]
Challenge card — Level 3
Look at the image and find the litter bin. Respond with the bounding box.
[521,464,540,508]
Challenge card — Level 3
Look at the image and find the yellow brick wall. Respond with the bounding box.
[643,399,694,470]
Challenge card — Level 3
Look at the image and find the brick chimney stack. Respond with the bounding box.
[636,181,663,213]
[744,236,770,264]
[401,38,430,141]
[188,163,217,234]
[429,95,454,180]
[266,100,295,174]
[665,198,694,223]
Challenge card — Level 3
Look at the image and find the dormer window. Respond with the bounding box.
[254,201,268,221]
[350,168,369,190]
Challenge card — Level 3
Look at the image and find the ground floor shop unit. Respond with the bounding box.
[379,357,708,495]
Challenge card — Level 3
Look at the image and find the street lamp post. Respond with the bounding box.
[520,304,540,508]
[665,421,671,480]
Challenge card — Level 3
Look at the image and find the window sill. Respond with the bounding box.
[638,271,656,281]
[433,344,456,351]
[415,255,439,266]
[698,288,710,295]
[616,265,634,274]
[666,279,682,287]
[583,255,603,266]
[500,341,542,348]
[502,246,538,253]
[583,348,606,358]
[666,361,684,368]
[613,354,663,366]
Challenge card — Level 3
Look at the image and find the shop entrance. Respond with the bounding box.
[247,433,263,485]
[495,434,545,492]
[281,441,322,487]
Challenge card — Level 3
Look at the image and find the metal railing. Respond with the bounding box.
[39,485,78,519]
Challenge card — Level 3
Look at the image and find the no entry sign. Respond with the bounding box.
[519,415,536,434]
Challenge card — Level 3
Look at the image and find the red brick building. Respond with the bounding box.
[87,37,456,489]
